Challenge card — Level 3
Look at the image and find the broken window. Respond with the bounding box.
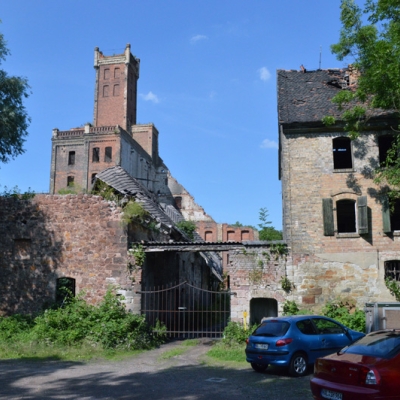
[175,196,182,209]
[92,147,100,162]
[382,197,400,232]
[56,277,76,306]
[384,260,400,281]
[105,147,112,162]
[378,135,396,166]
[333,137,352,169]
[14,239,31,260]
[68,151,75,165]
[103,85,109,97]
[67,176,74,187]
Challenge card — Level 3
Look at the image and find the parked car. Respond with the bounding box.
[245,315,365,377]
[310,329,400,399]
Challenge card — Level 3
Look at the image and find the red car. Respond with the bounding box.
[310,330,400,399]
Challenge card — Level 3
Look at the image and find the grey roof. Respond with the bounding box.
[277,69,395,127]
[96,166,176,229]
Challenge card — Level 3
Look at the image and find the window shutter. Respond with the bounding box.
[357,196,368,234]
[322,198,334,236]
[382,196,392,233]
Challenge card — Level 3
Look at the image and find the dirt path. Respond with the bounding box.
[0,339,314,399]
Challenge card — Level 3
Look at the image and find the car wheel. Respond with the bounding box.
[289,353,308,377]
[251,362,268,373]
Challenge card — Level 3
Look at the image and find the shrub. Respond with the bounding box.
[222,321,257,346]
[322,300,365,333]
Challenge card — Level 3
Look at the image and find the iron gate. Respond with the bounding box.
[139,281,231,338]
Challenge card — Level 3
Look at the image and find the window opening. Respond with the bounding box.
[68,151,75,165]
[379,135,396,166]
[241,230,250,240]
[113,84,119,96]
[333,137,352,169]
[105,147,112,162]
[175,196,182,209]
[56,277,76,306]
[205,231,213,241]
[391,199,400,231]
[385,260,400,281]
[114,67,120,78]
[104,68,110,79]
[92,147,100,162]
[67,176,74,187]
[337,199,356,233]
[227,230,235,241]
[103,85,109,97]
[91,173,97,184]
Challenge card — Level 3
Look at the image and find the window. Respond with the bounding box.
[205,231,213,241]
[312,318,344,334]
[296,319,317,335]
[175,196,182,209]
[68,151,75,165]
[337,199,356,233]
[241,230,250,240]
[105,147,112,162]
[67,176,74,187]
[104,68,110,79]
[114,67,120,78]
[322,196,368,236]
[227,230,235,241]
[92,147,100,162]
[91,173,97,184]
[333,137,352,169]
[378,135,396,166]
[56,277,76,306]
[382,197,400,232]
[113,84,119,96]
[384,260,400,281]
[103,85,109,97]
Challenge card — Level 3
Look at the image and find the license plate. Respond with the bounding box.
[255,343,269,350]
[321,389,342,400]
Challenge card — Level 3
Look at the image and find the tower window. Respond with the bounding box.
[113,84,120,96]
[105,147,112,162]
[67,176,74,187]
[114,67,120,78]
[92,147,100,162]
[68,151,75,165]
[103,85,109,97]
[104,69,110,80]
[333,137,352,169]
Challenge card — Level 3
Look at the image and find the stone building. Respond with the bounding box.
[278,67,400,309]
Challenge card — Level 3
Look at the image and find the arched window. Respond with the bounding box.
[336,199,356,233]
[333,137,352,169]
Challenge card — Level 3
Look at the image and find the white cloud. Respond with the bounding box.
[258,67,271,82]
[261,139,278,149]
[190,34,208,44]
[140,91,159,103]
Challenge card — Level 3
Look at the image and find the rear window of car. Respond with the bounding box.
[253,321,290,337]
[344,332,400,358]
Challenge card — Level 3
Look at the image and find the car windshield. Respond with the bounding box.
[343,331,400,358]
[253,321,290,337]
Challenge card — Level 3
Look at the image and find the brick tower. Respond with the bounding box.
[93,43,140,130]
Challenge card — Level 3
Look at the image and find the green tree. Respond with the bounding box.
[258,207,282,241]
[329,0,400,200]
[0,24,30,164]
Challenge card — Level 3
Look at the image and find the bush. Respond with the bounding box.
[0,314,34,341]
[222,321,257,346]
[322,300,365,333]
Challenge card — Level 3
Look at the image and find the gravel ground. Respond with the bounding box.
[0,339,314,399]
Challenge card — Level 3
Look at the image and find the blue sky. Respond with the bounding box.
[0,0,353,229]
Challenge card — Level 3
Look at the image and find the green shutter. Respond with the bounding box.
[322,198,334,236]
[382,196,392,233]
[357,196,368,234]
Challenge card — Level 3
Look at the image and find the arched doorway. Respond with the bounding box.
[250,298,278,325]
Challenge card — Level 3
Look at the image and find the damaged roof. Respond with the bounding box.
[277,68,395,128]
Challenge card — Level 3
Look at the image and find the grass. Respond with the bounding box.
[158,339,200,360]
[206,342,247,363]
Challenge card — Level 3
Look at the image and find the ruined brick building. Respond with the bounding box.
[278,67,400,309]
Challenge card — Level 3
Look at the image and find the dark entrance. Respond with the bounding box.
[139,281,230,338]
[250,298,278,325]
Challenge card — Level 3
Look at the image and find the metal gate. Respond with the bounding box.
[139,281,231,338]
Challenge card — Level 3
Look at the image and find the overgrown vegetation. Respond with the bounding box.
[128,243,146,267]
[385,277,400,301]
[121,200,149,226]
[176,220,197,240]
[0,185,35,199]
[0,288,166,360]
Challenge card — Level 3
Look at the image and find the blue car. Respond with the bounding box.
[245,315,365,377]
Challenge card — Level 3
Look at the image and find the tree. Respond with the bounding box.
[329,0,400,201]
[258,207,282,241]
[0,24,30,164]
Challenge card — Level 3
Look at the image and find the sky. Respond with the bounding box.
[0,0,356,230]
